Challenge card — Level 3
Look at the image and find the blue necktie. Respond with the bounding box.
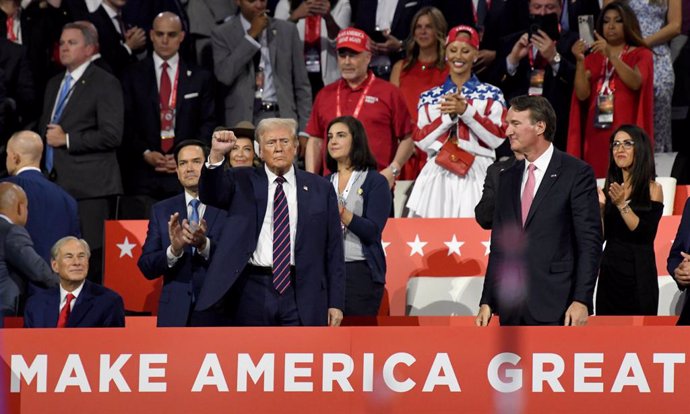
[189,199,200,254]
[560,0,569,32]
[272,176,291,294]
[46,74,72,172]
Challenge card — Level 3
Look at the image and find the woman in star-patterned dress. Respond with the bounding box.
[407,25,507,218]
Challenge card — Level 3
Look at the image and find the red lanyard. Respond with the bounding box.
[168,65,179,109]
[597,45,628,95]
[472,0,492,24]
[336,73,375,118]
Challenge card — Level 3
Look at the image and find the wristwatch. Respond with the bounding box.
[390,165,400,177]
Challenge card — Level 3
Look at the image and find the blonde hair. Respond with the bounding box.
[255,118,298,144]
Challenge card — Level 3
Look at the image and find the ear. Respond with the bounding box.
[51,259,59,273]
[535,120,546,137]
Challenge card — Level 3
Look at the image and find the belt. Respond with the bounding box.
[256,101,279,112]
[245,264,295,276]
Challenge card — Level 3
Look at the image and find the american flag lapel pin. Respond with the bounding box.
[550,174,558,178]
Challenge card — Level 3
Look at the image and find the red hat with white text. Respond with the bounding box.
[336,28,370,53]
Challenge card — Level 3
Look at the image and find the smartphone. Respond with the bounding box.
[528,13,560,41]
[578,15,595,46]
[370,30,387,43]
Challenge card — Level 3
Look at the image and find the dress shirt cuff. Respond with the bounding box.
[122,42,133,55]
[551,61,561,75]
[197,237,211,260]
[65,133,70,149]
[166,245,183,267]
[205,155,224,169]
[506,57,518,76]
[244,33,261,49]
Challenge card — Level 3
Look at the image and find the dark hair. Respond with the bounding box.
[596,1,648,48]
[604,124,655,209]
[402,6,448,72]
[173,139,209,163]
[325,116,378,172]
[509,95,557,141]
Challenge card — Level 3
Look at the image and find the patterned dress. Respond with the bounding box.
[629,0,674,153]
[406,75,507,218]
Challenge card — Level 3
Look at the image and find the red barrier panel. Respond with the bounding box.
[104,217,682,316]
[2,321,690,413]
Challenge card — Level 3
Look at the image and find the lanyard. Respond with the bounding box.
[168,66,179,109]
[304,15,321,46]
[336,74,375,118]
[598,45,628,96]
[331,170,362,203]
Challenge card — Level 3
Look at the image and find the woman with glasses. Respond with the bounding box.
[596,124,663,315]
[326,116,390,316]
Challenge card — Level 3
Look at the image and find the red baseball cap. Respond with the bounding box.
[336,28,370,53]
[445,25,480,49]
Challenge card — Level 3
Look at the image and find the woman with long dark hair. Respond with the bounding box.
[567,1,654,178]
[326,116,390,316]
[596,124,664,315]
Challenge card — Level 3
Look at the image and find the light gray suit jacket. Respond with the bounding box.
[0,218,58,322]
[38,63,124,199]
[211,16,312,131]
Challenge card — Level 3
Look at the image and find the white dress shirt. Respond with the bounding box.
[239,13,278,104]
[59,281,85,313]
[521,143,554,198]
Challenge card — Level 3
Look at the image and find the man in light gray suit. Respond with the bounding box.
[37,21,124,284]
[211,0,311,153]
[0,182,58,328]
[183,0,236,68]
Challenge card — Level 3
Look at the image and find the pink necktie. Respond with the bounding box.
[521,163,536,226]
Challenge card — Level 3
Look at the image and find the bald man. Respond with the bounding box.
[0,182,58,327]
[3,131,80,263]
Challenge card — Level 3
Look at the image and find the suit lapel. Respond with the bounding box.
[509,159,525,224]
[267,19,278,74]
[67,281,95,327]
[146,57,160,116]
[295,170,310,247]
[60,64,95,120]
[176,60,189,112]
[524,149,563,227]
[253,168,269,237]
[44,290,60,328]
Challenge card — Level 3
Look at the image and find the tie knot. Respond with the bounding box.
[189,198,200,209]
[528,163,536,172]
[275,176,286,185]
[162,61,169,70]
[66,293,75,303]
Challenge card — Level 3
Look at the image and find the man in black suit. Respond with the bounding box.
[24,236,125,328]
[476,95,602,326]
[120,11,215,217]
[0,37,35,144]
[88,0,147,78]
[492,0,580,152]
[474,153,522,230]
[38,21,124,284]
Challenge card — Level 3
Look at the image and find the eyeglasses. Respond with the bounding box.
[611,140,634,150]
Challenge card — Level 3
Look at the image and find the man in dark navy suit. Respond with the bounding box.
[24,236,125,328]
[138,139,224,326]
[197,118,345,326]
[4,131,80,264]
[120,11,215,217]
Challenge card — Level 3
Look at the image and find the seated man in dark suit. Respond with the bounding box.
[197,118,345,326]
[24,236,125,328]
[3,131,81,264]
[138,140,224,326]
[0,182,58,327]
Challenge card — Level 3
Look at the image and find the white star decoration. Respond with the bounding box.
[481,240,491,256]
[407,234,428,257]
[443,234,464,256]
[381,241,391,256]
[116,237,136,258]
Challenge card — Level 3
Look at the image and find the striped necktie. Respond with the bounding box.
[272,176,291,293]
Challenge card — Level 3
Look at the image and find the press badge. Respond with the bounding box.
[305,48,321,73]
[528,68,545,96]
[594,93,614,129]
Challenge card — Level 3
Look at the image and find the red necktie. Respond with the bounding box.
[159,62,174,153]
[521,163,536,226]
[273,176,291,294]
[57,293,75,328]
[6,15,16,42]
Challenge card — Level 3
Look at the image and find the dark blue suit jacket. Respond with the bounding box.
[137,193,224,326]
[3,169,80,263]
[23,280,125,327]
[481,149,602,324]
[328,169,390,284]
[197,165,345,326]
[667,198,690,325]
[121,56,215,196]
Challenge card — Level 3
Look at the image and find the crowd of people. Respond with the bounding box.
[1,0,690,328]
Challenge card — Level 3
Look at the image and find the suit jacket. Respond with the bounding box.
[23,280,125,328]
[121,56,215,196]
[88,5,138,79]
[494,30,578,150]
[667,198,690,325]
[3,170,80,263]
[350,0,431,47]
[38,63,124,199]
[0,219,58,321]
[0,38,36,139]
[480,148,602,324]
[137,193,224,326]
[196,165,345,326]
[211,16,312,131]
[474,156,517,230]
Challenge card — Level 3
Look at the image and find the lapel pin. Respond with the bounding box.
[272,29,277,36]
[550,174,557,178]
[303,185,308,191]
[187,70,192,76]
